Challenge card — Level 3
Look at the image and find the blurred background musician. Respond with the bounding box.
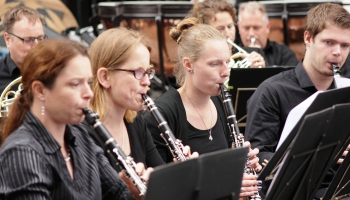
[0,5,45,95]
[237,1,298,67]
[144,17,261,198]
[245,3,350,199]
[0,39,132,199]
[189,0,266,68]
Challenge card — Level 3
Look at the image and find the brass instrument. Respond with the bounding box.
[225,39,251,87]
[82,108,147,196]
[220,84,261,200]
[227,38,251,69]
[0,77,22,117]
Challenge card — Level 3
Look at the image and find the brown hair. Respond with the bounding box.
[169,17,226,86]
[1,39,89,144]
[89,27,151,122]
[189,0,237,25]
[2,5,44,33]
[305,3,350,39]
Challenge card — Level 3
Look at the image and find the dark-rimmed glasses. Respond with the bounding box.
[111,68,155,80]
[8,32,48,45]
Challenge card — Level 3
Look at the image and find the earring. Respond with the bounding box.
[188,69,193,73]
[41,105,45,116]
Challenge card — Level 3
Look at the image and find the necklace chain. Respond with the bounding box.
[184,91,213,141]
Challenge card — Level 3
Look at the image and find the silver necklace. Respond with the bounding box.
[64,148,71,162]
[184,91,213,141]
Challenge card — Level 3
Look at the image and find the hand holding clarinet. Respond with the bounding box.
[219,84,262,199]
[83,108,150,199]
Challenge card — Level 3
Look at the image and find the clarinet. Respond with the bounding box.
[82,108,147,196]
[219,84,261,200]
[142,94,188,161]
[219,84,244,149]
[333,63,341,77]
[333,64,342,88]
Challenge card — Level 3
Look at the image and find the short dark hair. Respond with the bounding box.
[306,3,350,39]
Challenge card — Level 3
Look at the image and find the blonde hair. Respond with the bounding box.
[89,27,151,122]
[169,17,226,86]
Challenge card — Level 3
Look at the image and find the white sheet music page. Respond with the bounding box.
[276,91,323,150]
[334,76,350,88]
[276,76,350,150]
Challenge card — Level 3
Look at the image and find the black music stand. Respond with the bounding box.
[322,145,350,200]
[228,67,294,133]
[259,86,350,183]
[264,103,350,200]
[144,148,247,200]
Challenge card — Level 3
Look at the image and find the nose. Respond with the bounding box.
[332,45,341,56]
[83,83,94,100]
[223,28,231,39]
[31,39,39,47]
[140,74,151,87]
[248,27,255,37]
[222,63,230,78]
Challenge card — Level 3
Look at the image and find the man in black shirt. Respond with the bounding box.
[245,3,350,199]
[237,1,298,67]
[0,6,46,95]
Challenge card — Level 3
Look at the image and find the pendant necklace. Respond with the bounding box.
[184,91,213,141]
[64,148,71,162]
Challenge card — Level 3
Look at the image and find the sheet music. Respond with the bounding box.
[334,76,350,88]
[276,91,323,150]
[277,76,350,150]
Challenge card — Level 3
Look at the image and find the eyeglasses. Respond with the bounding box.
[112,68,155,80]
[8,32,48,45]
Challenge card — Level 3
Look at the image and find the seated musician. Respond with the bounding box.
[144,17,262,198]
[0,5,46,95]
[0,39,135,199]
[85,27,198,199]
[189,0,266,68]
[245,3,350,199]
[237,1,298,67]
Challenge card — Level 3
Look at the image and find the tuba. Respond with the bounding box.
[0,76,22,117]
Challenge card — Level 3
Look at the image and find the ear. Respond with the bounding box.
[304,30,312,47]
[31,80,46,101]
[266,21,271,34]
[4,32,10,48]
[97,67,111,89]
[182,57,193,72]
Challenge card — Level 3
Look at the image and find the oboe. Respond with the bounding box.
[142,94,188,161]
[219,84,261,200]
[82,108,147,196]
